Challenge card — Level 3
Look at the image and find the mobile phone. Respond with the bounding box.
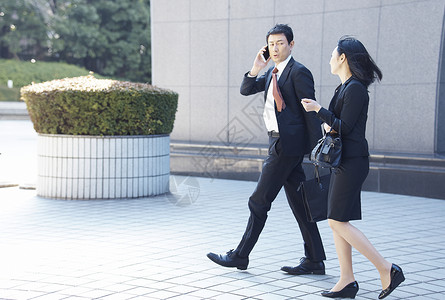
[262,46,270,62]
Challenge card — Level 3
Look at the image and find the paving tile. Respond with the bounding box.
[97,293,144,300]
[0,289,46,299]
[263,287,306,298]
[245,293,291,300]
[168,295,202,300]
[186,288,223,299]
[145,290,180,299]
[213,293,246,300]
[31,292,73,300]
[421,293,445,300]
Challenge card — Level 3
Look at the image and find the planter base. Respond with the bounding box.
[37,134,170,199]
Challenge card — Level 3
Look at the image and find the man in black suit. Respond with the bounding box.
[207,24,326,275]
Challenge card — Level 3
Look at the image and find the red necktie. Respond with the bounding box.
[272,68,285,112]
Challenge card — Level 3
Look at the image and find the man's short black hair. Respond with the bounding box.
[266,24,293,44]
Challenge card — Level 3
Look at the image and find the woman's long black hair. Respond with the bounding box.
[337,36,382,87]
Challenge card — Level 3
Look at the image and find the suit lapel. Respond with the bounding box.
[265,68,273,91]
[264,67,273,102]
[333,77,354,114]
[278,57,294,88]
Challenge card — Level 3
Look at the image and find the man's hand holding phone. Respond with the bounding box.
[249,45,270,77]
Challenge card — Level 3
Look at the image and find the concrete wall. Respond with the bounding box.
[151,0,445,155]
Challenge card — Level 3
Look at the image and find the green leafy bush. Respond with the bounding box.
[0,59,106,101]
[0,85,20,101]
[21,76,178,135]
[0,59,106,88]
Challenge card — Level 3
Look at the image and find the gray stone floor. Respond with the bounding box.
[0,120,444,299]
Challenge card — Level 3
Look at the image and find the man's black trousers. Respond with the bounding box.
[235,136,326,262]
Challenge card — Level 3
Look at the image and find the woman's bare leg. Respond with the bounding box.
[328,219,393,289]
[330,229,355,291]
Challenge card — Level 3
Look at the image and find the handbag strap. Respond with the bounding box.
[314,165,332,184]
[328,119,341,137]
[315,165,320,182]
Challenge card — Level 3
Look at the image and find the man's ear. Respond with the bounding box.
[289,40,295,49]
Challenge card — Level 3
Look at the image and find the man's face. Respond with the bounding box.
[267,33,294,64]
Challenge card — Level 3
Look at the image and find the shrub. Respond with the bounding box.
[0,59,104,101]
[0,59,106,88]
[21,76,178,135]
[0,85,20,101]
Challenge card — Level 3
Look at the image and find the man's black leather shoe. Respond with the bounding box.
[207,249,249,270]
[281,257,325,275]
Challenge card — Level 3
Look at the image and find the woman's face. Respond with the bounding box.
[329,47,342,75]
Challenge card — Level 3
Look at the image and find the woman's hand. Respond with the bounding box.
[301,98,322,113]
[323,123,331,132]
[323,122,337,134]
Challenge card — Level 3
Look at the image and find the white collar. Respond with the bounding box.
[275,55,292,74]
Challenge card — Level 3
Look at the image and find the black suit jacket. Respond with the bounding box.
[316,77,369,158]
[240,57,322,156]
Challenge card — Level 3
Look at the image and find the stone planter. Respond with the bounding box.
[37,134,170,199]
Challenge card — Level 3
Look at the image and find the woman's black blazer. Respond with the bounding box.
[316,77,370,158]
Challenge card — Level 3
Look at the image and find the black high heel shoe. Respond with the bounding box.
[321,281,359,299]
[378,264,405,299]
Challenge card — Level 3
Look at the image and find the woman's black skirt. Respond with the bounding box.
[327,156,369,222]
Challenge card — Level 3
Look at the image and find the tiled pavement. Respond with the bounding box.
[1,120,445,300]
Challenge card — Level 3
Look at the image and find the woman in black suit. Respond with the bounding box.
[301,36,405,299]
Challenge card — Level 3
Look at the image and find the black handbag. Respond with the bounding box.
[298,167,330,222]
[310,119,342,168]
